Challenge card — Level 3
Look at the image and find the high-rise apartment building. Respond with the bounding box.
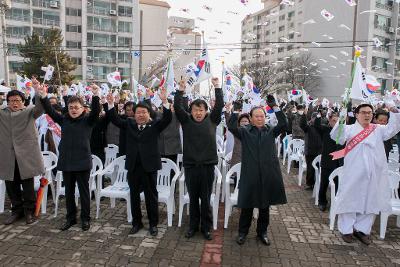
[0,0,140,84]
[241,0,400,100]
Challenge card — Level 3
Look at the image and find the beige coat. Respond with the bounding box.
[0,96,45,180]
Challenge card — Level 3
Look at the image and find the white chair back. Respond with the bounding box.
[104,144,119,167]
[110,156,126,183]
[42,151,58,172]
[388,170,400,200]
[157,158,179,188]
[288,139,305,156]
[328,166,343,230]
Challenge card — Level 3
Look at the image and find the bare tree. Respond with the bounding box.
[139,59,167,86]
[277,53,321,94]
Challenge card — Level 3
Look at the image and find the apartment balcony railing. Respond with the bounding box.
[5,14,30,22]
[376,1,393,11]
[32,17,60,27]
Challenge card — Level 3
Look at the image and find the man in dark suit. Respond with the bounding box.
[105,88,172,236]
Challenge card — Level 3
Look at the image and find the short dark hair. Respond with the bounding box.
[6,90,25,102]
[297,104,304,110]
[124,101,135,111]
[238,113,250,125]
[250,106,266,117]
[354,103,373,114]
[190,99,208,111]
[374,109,389,120]
[51,104,63,113]
[134,102,151,113]
[67,96,84,106]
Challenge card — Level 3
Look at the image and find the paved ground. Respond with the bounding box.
[1,163,400,267]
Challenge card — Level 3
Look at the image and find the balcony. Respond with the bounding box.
[87,57,117,64]
[374,24,390,32]
[87,24,116,33]
[373,46,390,53]
[32,0,60,9]
[5,14,30,22]
[87,40,117,47]
[12,0,30,4]
[375,1,393,11]
[33,17,60,27]
[87,7,110,16]
[6,33,28,39]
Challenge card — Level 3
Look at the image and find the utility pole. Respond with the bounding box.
[129,39,133,91]
[0,0,11,85]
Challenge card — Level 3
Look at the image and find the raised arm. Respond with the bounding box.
[173,81,190,124]
[209,78,224,125]
[382,109,400,141]
[40,96,64,125]
[227,112,242,140]
[273,110,288,138]
[32,95,45,119]
[87,95,101,126]
[299,114,308,133]
[155,87,172,132]
[330,121,347,145]
[105,93,128,129]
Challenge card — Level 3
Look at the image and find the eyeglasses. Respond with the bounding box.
[68,106,83,110]
[8,99,22,103]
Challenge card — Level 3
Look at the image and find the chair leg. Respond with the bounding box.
[287,159,292,174]
[329,209,336,230]
[396,215,400,228]
[49,183,56,205]
[178,203,184,227]
[0,183,5,213]
[224,203,231,229]
[54,193,59,218]
[298,162,302,186]
[96,194,101,219]
[111,198,116,208]
[380,213,389,239]
[221,178,225,203]
[213,204,218,230]
[127,196,132,223]
[41,186,48,214]
[167,202,173,227]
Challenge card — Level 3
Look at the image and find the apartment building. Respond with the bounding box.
[241,0,399,100]
[0,0,139,84]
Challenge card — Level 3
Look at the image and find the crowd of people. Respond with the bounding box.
[0,75,400,247]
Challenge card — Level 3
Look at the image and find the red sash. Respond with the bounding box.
[330,124,377,160]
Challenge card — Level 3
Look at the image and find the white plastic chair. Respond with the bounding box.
[224,163,241,229]
[54,155,103,217]
[379,171,400,239]
[312,155,322,205]
[34,151,58,214]
[286,139,305,175]
[176,153,183,170]
[221,151,233,203]
[328,166,343,230]
[96,162,132,222]
[157,158,180,227]
[282,134,292,164]
[216,135,225,155]
[178,166,222,230]
[0,180,5,213]
[104,144,119,167]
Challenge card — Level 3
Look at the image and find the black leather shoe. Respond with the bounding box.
[82,221,90,231]
[202,230,213,241]
[4,213,24,225]
[318,204,327,212]
[236,233,247,245]
[25,213,36,225]
[257,233,271,246]
[60,220,77,231]
[129,223,144,235]
[149,226,158,236]
[185,229,197,238]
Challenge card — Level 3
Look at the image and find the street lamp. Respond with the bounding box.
[0,0,11,86]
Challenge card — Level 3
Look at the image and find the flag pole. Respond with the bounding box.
[336,50,360,144]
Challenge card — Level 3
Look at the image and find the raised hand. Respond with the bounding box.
[178,80,186,92]
[106,93,115,105]
[211,77,220,88]
[266,94,277,108]
[90,83,100,96]
[62,85,68,97]
[159,87,168,103]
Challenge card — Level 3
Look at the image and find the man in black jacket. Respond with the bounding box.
[228,96,288,246]
[41,85,101,231]
[105,88,172,236]
[174,77,224,240]
[314,111,344,211]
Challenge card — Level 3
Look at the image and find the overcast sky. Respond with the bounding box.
[166,0,264,77]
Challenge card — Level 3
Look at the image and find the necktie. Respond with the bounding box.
[139,125,144,131]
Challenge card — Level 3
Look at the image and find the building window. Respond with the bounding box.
[6,26,30,38]
[5,8,30,22]
[278,47,284,53]
[287,45,293,51]
[66,24,82,33]
[118,6,132,17]
[118,21,132,32]
[279,15,285,21]
[9,61,23,73]
[279,26,285,32]
[66,41,81,48]
[266,30,270,36]
[66,8,82,17]
[32,10,60,26]
[118,36,132,46]
[87,16,117,32]
[71,57,82,65]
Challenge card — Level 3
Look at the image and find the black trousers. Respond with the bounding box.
[63,170,91,222]
[5,161,35,215]
[184,165,214,232]
[318,167,338,205]
[127,162,159,227]
[305,154,318,187]
[239,207,270,235]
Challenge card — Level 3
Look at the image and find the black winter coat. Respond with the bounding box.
[299,115,322,156]
[106,104,172,172]
[41,96,101,171]
[228,111,288,209]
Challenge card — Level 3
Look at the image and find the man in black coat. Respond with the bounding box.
[228,95,287,246]
[300,111,322,190]
[105,88,172,236]
[41,85,101,231]
[314,111,344,211]
[174,78,224,241]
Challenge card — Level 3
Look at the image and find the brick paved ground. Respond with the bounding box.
[1,163,400,266]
